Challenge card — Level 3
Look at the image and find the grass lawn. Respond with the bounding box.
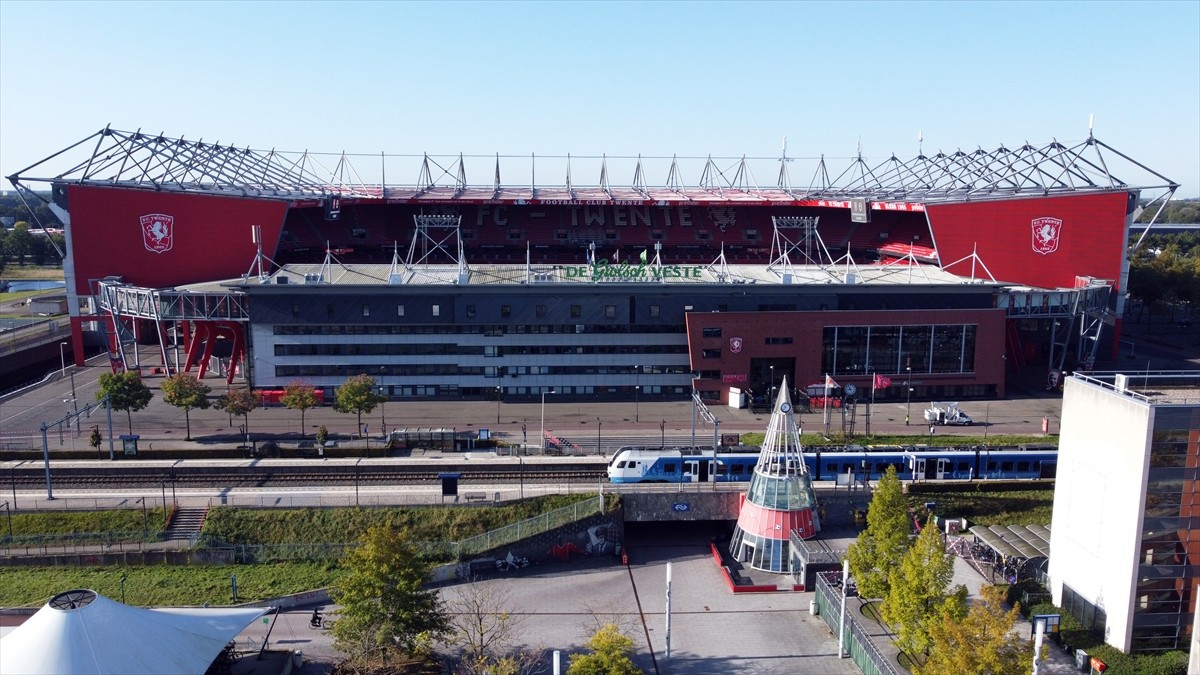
[0,562,341,608]
[739,431,1054,448]
[907,484,1054,527]
[6,508,168,537]
[202,494,600,545]
[0,494,604,608]
[1,265,65,280]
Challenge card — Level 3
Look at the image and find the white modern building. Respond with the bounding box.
[1048,371,1200,655]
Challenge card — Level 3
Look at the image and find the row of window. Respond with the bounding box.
[306,384,688,398]
[822,324,978,375]
[273,344,689,357]
[275,364,695,378]
[273,324,686,336]
[700,333,792,348]
[318,303,652,320]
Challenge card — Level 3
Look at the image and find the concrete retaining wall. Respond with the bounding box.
[621,491,742,521]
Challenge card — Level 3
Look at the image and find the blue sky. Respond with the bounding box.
[2,0,1197,197]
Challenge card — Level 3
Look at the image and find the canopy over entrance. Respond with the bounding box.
[0,589,268,675]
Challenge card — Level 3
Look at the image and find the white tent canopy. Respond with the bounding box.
[0,589,269,675]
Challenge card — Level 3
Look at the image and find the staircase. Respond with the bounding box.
[164,506,208,542]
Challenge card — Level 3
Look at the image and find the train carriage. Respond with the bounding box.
[607,444,1057,483]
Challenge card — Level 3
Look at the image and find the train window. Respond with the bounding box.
[957,462,969,472]
[1017,461,1030,472]
[616,461,626,468]
[876,463,889,474]
[731,464,745,474]
[663,463,677,474]
[825,463,837,472]
[986,461,997,471]
[1000,461,1014,472]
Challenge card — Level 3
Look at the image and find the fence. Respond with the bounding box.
[813,571,903,675]
[452,495,604,558]
[114,493,611,565]
[5,482,603,513]
[1,531,169,557]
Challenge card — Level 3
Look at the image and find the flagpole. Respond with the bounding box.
[824,375,831,436]
[868,373,875,436]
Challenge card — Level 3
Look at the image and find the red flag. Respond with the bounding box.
[873,374,892,391]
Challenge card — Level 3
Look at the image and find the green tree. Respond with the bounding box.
[883,519,962,660]
[847,465,911,599]
[916,584,1030,675]
[4,222,34,265]
[96,371,153,434]
[160,373,211,440]
[567,624,642,675]
[216,388,259,442]
[281,380,319,438]
[333,374,384,437]
[330,525,449,667]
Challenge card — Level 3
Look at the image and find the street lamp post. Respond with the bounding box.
[518,455,525,500]
[539,389,555,454]
[135,497,147,535]
[1,501,11,542]
[770,365,775,396]
[660,420,666,450]
[905,362,913,426]
[59,341,68,376]
[496,386,502,425]
[635,366,642,423]
[596,417,602,456]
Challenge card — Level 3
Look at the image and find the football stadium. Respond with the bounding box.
[6,126,1179,406]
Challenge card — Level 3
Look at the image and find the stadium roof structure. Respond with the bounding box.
[227,259,979,289]
[8,125,1179,207]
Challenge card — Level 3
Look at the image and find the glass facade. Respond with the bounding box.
[745,473,817,511]
[821,324,977,376]
[1131,408,1200,653]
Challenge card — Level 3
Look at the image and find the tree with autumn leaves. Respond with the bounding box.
[161,373,211,440]
[280,380,320,438]
[915,584,1030,675]
[215,387,259,441]
[848,466,1033,671]
[882,519,965,659]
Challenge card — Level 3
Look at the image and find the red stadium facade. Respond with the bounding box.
[7,127,1179,403]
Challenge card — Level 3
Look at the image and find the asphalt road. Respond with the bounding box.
[7,317,1198,454]
[0,351,1072,455]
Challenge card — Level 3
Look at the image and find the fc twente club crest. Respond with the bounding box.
[1031,216,1062,256]
[729,337,743,354]
[140,214,175,254]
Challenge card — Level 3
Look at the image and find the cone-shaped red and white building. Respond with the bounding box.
[729,379,820,573]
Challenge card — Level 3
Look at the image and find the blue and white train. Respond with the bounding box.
[606,444,1058,483]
